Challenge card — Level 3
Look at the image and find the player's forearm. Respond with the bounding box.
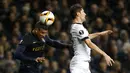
[14,45,35,61]
[48,40,71,49]
[45,36,71,49]
[85,39,107,56]
[88,32,101,39]
[14,52,35,61]
[90,42,107,56]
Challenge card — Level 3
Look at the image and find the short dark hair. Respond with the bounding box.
[70,4,83,19]
[35,21,49,30]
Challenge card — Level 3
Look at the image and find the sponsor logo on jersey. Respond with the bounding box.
[32,46,45,51]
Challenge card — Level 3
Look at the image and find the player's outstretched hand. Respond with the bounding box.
[103,54,115,66]
[100,30,113,36]
[35,57,45,63]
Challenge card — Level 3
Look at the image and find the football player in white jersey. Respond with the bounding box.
[69,4,114,73]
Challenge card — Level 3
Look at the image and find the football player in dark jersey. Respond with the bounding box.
[14,21,71,73]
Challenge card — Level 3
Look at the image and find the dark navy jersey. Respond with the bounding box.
[14,32,70,62]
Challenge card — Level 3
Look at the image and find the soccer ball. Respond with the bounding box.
[40,11,55,26]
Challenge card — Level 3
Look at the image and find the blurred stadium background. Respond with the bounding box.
[0,0,130,73]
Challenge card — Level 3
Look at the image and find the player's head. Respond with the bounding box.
[34,21,48,38]
[70,4,86,22]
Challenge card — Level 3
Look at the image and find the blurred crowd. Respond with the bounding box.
[0,0,130,73]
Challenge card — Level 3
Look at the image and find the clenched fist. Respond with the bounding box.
[35,57,45,63]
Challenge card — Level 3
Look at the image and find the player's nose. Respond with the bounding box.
[84,13,87,17]
[85,13,87,17]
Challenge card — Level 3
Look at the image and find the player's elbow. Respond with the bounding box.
[13,52,19,59]
[13,51,22,60]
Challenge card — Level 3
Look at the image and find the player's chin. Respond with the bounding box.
[40,33,46,37]
[83,19,86,22]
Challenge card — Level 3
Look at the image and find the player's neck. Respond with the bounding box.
[73,17,83,24]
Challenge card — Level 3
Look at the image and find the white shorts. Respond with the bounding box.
[70,59,91,73]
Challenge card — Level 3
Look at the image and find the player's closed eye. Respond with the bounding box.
[39,28,48,34]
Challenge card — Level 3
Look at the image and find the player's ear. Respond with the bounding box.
[34,28,39,32]
[77,12,80,17]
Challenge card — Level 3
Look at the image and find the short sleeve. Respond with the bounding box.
[76,25,89,40]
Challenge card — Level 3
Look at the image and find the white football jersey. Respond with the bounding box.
[70,23,91,61]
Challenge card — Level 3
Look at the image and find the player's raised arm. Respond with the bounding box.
[45,36,71,49]
[88,30,113,39]
[84,38,114,66]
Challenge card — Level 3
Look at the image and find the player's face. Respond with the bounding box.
[37,28,48,38]
[79,9,86,22]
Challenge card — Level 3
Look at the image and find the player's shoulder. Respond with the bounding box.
[19,32,33,45]
[72,23,84,28]
[22,33,33,39]
[71,23,84,31]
